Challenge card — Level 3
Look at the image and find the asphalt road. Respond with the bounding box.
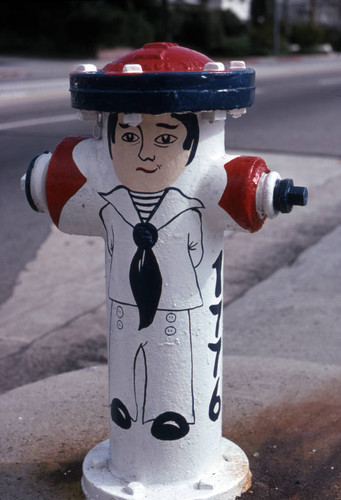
[227,59,341,157]
[0,98,92,305]
[1,54,340,305]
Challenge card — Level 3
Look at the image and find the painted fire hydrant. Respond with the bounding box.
[22,43,307,499]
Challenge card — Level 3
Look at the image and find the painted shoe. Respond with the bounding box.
[151,411,190,440]
[110,398,132,430]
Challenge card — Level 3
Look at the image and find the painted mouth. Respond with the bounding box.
[136,167,158,174]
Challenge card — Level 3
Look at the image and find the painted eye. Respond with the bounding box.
[122,132,140,143]
[154,134,177,146]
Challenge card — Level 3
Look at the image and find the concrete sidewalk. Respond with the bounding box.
[0,149,340,499]
[0,357,339,499]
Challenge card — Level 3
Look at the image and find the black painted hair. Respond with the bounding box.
[107,112,199,166]
[107,112,118,158]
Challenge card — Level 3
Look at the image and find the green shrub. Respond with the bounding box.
[248,25,274,55]
[290,22,326,51]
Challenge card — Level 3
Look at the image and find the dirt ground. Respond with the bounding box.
[228,380,341,499]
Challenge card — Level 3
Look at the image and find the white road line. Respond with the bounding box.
[0,113,77,131]
[0,78,68,92]
[0,78,69,103]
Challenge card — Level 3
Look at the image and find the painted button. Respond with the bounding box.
[116,306,124,318]
[165,326,176,336]
[166,312,176,323]
[117,320,123,330]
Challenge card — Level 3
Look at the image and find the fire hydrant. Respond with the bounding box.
[22,43,307,500]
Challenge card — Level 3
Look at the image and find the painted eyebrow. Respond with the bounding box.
[156,123,179,129]
[118,122,130,129]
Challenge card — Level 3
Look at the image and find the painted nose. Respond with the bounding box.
[138,143,155,162]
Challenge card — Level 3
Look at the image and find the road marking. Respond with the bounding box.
[0,78,69,103]
[0,78,67,92]
[0,113,77,131]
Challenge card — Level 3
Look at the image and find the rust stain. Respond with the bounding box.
[224,379,341,499]
[241,471,253,495]
[36,458,84,499]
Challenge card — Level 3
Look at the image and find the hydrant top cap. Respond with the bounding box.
[70,42,256,114]
[102,43,213,74]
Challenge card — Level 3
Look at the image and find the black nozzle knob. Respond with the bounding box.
[273,179,308,214]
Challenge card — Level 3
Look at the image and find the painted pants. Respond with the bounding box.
[109,302,195,425]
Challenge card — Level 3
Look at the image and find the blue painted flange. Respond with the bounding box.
[70,69,255,114]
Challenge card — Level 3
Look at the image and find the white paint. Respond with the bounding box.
[212,110,227,121]
[35,115,252,498]
[123,482,145,497]
[123,64,143,73]
[25,110,287,499]
[228,108,246,119]
[204,62,225,72]
[58,115,251,498]
[256,170,281,219]
[82,438,251,500]
[78,110,98,122]
[75,63,98,72]
[229,61,246,69]
[20,174,26,192]
[27,153,52,213]
[123,113,143,127]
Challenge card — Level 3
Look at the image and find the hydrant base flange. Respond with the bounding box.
[82,438,251,500]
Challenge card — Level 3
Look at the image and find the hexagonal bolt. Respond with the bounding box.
[229,60,246,69]
[204,62,225,72]
[123,481,145,497]
[75,63,98,73]
[89,456,107,469]
[123,64,143,73]
[228,108,247,119]
[197,479,214,490]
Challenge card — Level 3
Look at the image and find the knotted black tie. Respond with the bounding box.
[129,222,162,330]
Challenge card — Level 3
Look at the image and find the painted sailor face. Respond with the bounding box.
[108,113,198,193]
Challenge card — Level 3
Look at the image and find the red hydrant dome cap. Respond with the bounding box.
[70,42,255,114]
[102,43,213,74]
